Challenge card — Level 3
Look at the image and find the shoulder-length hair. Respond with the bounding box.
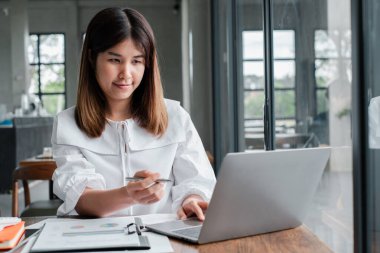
[75,7,168,138]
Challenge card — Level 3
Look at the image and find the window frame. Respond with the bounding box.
[28,32,67,114]
[242,29,297,139]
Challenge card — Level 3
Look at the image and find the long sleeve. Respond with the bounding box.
[171,108,216,212]
[51,116,106,216]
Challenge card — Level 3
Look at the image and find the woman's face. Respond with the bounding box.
[95,38,145,107]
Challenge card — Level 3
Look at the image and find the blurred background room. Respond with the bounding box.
[1,0,378,252]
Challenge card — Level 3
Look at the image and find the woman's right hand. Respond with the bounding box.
[123,170,165,205]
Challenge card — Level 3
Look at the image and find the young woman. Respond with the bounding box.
[51,7,216,220]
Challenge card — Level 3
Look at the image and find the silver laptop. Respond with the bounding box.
[147,147,330,244]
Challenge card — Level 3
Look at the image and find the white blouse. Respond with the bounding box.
[51,99,216,216]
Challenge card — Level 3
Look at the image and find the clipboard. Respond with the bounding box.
[29,217,150,252]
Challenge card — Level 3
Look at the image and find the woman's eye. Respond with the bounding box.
[109,58,120,63]
[132,59,143,64]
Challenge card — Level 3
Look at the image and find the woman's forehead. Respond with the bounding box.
[107,38,145,56]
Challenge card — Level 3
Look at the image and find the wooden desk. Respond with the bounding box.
[22,217,333,253]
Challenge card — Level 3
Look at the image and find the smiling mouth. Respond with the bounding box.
[113,82,132,87]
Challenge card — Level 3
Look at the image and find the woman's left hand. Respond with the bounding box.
[177,194,208,221]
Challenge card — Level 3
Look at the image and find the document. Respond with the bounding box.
[25,215,174,253]
[31,217,143,252]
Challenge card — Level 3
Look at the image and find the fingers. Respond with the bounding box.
[197,201,209,211]
[134,170,160,179]
[188,202,205,221]
[181,200,209,221]
[177,207,187,220]
[140,187,165,204]
[128,170,160,190]
[125,181,165,205]
[134,183,164,201]
[124,170,166,205]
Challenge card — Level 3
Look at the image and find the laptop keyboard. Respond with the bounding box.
[173,226,202,239]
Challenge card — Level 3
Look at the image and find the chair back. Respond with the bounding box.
[12,164,60,217]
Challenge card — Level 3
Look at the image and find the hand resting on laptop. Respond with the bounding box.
[178,194,208,221]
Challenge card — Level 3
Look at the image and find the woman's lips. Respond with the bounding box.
[113,82,132,88]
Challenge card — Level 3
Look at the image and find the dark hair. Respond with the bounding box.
[75,7,168,137]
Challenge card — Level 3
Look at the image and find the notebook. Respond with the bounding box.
[147,147,331,244]
[0,221,25,250]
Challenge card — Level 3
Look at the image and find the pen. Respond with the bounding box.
[125,177,172,183]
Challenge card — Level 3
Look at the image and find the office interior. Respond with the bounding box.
[0,0,378,252]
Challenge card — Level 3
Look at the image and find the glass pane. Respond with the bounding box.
[28,35,38,64]
[243,30,295,59]
[275,119,295,134]
[243,61,264,89]
[341,30,352,58]
[28,65,39,94]
[366,0,380,250]
[274,90,295,118]
[40,34,65,63]
[313,89,329,145]
[317,89,329,115]
[244,90,264,119]
[245,119,264,135]
[273,30,295,59]
[273,1,353,252]
[315,59,339,88]
[41,94,65,115]
[243,31,263,60]
[274,60,295,88]
[40,64,65,93]
[315,30,339,58]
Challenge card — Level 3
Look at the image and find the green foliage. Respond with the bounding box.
[245,92,264,118]
[336,108,351,119]
[275,90,295,118]
[244,87,295,119]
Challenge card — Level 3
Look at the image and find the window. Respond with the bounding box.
[314,30,352,145]
[243,30,296,149]
[28,34,66,115]
[213,1,354,251]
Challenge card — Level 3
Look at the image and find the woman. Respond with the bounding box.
[51,7,216,220]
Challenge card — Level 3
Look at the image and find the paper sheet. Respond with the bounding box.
[31,217,139,252]
[25,215,174,253]
[26,217,76,229]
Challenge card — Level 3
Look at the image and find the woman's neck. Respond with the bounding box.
[106,100,132,121]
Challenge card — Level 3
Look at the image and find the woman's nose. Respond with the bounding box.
[119,64,132,80]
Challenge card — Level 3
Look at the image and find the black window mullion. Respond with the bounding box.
[263,0,276,150]
[351,0,367,250]
[37,35,42,103]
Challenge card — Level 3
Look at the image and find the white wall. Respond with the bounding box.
[181,0,213,153]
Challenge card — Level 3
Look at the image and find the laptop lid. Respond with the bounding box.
[147,147,330,244]
[198,147,330,243]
